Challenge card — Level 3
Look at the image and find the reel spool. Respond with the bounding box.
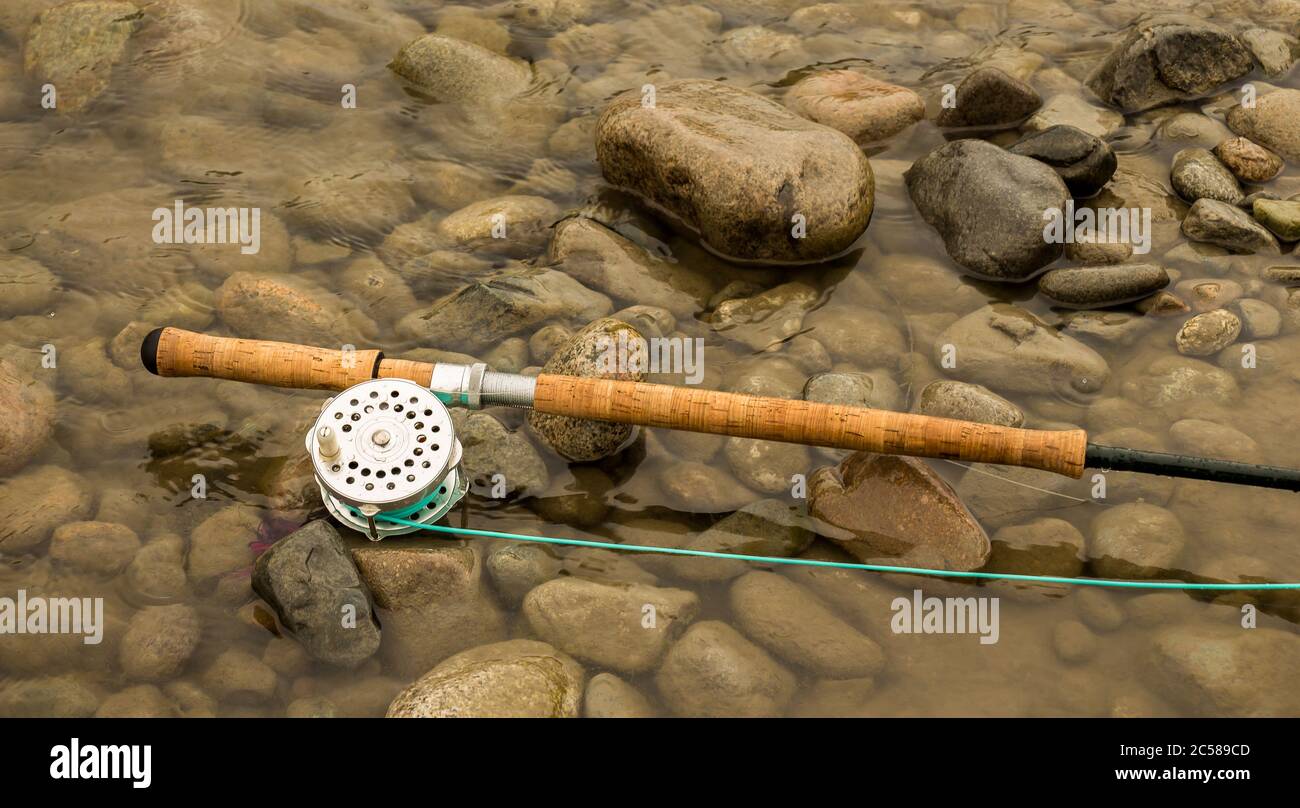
[306,378,468,540]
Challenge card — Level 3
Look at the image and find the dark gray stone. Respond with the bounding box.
[1086,16,1254,112]
[1037,264,1170,308]
[1008,125,1116,197]
[905,139,1069,281]
[252,520,381,669]
[1181,199,1281,254]
[935,67,1041,128]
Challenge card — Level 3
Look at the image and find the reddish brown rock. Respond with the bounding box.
[809,452,990,571]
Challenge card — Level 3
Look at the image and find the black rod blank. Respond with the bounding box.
[1086,444,1300,492]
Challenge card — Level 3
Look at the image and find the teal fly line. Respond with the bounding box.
[361,510,1300,591]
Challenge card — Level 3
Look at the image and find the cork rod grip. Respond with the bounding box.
[143,327,389,391]
[533,374,1089,478]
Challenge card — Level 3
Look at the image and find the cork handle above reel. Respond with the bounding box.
[142,327,1089,478]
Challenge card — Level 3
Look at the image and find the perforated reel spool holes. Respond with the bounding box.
[306,378,467,539]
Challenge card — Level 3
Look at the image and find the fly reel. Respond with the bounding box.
[306,378,468,540]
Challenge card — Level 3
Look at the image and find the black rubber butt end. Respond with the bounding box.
[140,327,164,375]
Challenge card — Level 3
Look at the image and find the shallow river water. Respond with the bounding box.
[1,0,1300,717]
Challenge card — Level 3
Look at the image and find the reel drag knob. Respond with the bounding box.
[305,378,468,540]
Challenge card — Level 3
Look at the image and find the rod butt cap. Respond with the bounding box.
[140,327,164,375]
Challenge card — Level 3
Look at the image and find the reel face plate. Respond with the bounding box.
[307,378,466,539]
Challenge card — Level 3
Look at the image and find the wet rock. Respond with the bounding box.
[140,280,216,331]
[96,685,178,718]
[986,517,1086,588]
[456,411,549,497]
[905,139,1068,280]
[409,158,506,211]
[0,254,58,316]
[486,543,562,605]
[1263,265,1300,284]
[790,677,877,718]
[547,216,712,317]
[162,680,216,718]
[286,697,337,718]
[0,676,100,718]
[22,1,141,113]
[1037,264,1169,309]
[1089,503,1185,579]
[1062,310,1153,346]
[397,268,612,353]
[1121,355,1238,408]
[528,318,644,462]
[252,520,381,669]
[125,534,188,601]
[724,437,812,495]
[1213,137,1283,183]
[936,67,1041,129]
[523,578,699,673]
[730,571,884,679]
[1053,620,1097,665]
[935,304,1109,396]
[804,370,903,412]
[1226,88,1300,162]
[49,521,139,575]
[1168,419,1259,464]
[1228,298,1281,339]
[1007,125,1115,197]
[63,338,132,404]
[915,380,1023,426]
[595,79,873,263]
[1146,626,1300,716]
[1075,588,1124,632]
[1085,16,1253,112]
[528,324,573,365]
[0,356,54,478]
[1174,278,1242,313]
[786,69,924,144]
[338,256,417,325]
[1169,148,1243,205]
[1180,199,1280,254]
[584,673,656,718]
[389,33,531,104]
[1241,27,1298,77]
[671,499,815,583]
[352,542,506,677]
[809,452,990,571]
[1158,112,1233,147]
[201,649,278,703]
[188,504,261,584]
[436,195,560,258]
[279,164,415,242]
[1253,199,1300,242]
[387,639,584,718]
[1175,309,1241,356]
[655,621,796,717]
[119,604,200,681]
[0,466,93,555]
[528,465,613,528]
[803,307,906,368]
[1024,94,1123,138]
[216,272,376,345]
[712,281,818,352]
[870,253,988,313]
[657,461,757,513]
[1066,240,1131,264]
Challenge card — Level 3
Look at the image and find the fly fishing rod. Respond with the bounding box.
[141,327,1300,539]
